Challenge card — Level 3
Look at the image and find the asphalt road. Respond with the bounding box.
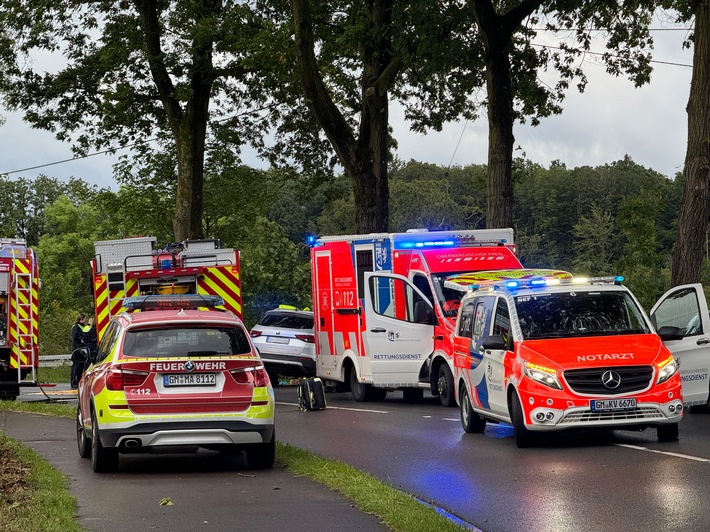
[15,383,710,532]
[7,384,388,532]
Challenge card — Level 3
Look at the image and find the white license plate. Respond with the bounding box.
[590,397,637,412]
[163,373,216,387]
[267,336,289,344]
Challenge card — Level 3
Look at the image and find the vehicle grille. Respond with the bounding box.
[559,407,663,424]
[563,365,653,395]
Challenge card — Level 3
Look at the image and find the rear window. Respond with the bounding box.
[122,326,252,357]
[258,312,313,329]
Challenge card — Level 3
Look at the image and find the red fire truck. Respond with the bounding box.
[0,238,40,401]
[91,237,242,341]
[309,228,523,406]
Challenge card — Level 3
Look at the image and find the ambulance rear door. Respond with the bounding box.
[363,272,435,385]
[313,249,338,374]
[650,283,710,407]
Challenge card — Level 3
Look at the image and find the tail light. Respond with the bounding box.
[105,366,150,390]
[296,334,315,343]
[249,330,262,338]
[230,363,270,387]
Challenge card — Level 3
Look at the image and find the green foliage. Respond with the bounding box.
[239,217,312,328]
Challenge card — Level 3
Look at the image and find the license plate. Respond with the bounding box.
[267,336,289,344]
[590,398,637,412]
[163,373,216,387]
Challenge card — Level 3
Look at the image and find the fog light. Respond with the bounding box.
[669,405,675,413]
[677,404,683,413]
[546,412,554,420]
[536,412,545,421]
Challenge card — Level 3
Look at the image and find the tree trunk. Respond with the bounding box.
[291,0,394,233]
[483,41,515,229]
[671,0,710,286]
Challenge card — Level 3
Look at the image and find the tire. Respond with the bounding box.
[349,367,367,402]
[460,387,486,433]
[437,364,455,407]
[76,406,91,459]
[657,423,679,442]
[402,388,424,404]
[246,430,275,469]
[511,392,536,448]
[349,367,386,402]
[91,408,118,473]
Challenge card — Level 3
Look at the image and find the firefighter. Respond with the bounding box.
[70,313,86,388]
[81,317,98,363]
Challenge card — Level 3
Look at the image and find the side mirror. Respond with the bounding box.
[657,326,685,342]
[482,335,507,351]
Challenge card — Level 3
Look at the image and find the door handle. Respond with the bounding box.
[371,328,386,333]
[697,338,710,345]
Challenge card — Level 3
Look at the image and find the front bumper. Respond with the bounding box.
[518,382,684,432]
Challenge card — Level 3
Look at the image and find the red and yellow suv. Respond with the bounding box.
[453,273,683,447]
[76,295,275,472]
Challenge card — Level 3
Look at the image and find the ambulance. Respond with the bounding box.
[453,271,685,447]
[309,228,524,405]
[91,237,242,341]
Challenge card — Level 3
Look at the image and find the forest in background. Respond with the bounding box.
[2,155,703,355]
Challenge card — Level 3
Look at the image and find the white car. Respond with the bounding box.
[250,307,315,382]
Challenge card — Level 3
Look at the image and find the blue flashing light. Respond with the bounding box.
[505,281,520,288]
[124,295,224,311]
[306,234,318,247]
[530,279,546,286]
[614,275,625,284]
[399,240,455,249]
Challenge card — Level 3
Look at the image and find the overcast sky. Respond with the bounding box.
[0,23,693,191]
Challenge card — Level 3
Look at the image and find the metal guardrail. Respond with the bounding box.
[39,355,71,367]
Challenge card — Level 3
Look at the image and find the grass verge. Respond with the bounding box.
[1,401,471,532]
[0,434,81,532]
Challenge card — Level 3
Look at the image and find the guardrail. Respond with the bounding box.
[39,355,71,367]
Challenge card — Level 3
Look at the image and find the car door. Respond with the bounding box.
[363,272,435,385]
[482,296,511,416]
[650,283,710,407]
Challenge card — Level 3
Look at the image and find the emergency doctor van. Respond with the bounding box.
[453,272,686,447]
[309,228,523,405]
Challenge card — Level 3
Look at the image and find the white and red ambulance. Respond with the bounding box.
[453,272,685,447]
[309,228,525,405]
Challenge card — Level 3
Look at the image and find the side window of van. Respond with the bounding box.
[492,298,511,344]
[458,299,476,337]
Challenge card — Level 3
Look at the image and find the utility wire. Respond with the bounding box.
[530,42,692,68]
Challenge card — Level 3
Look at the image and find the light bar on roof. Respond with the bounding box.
[124,294,224,311]
[398,240,455,249]
[469,275,625,291]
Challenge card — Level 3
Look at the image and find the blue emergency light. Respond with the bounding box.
[306,234,318,247]
[124,294,224,311]
[398,240,455,249]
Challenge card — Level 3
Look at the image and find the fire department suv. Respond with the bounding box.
[309,228,524,405]
[0,238,39,401]
[453,272,685,447]
[76,294,275,472]
[91,236,242,340]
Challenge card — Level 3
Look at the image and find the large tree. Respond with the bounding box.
[466,0,660,228]
[671,0,710,285]
[0,1,289,241]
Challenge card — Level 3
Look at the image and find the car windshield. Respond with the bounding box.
[122,326,252,357]
[258,313,313,329]
[515,290,651,340]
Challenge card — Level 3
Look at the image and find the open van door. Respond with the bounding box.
[363,272,436,385]
[650,283,710,407]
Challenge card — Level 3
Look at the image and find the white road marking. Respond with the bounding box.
[615,443,710,463]
[276,401,388,414]
[443,418,459,421]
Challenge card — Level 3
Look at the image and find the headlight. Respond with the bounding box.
[524,362,562,390]
[657,356,679,384]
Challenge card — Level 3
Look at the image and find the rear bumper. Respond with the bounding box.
[261,354,316,377]
[98,419,274,449]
